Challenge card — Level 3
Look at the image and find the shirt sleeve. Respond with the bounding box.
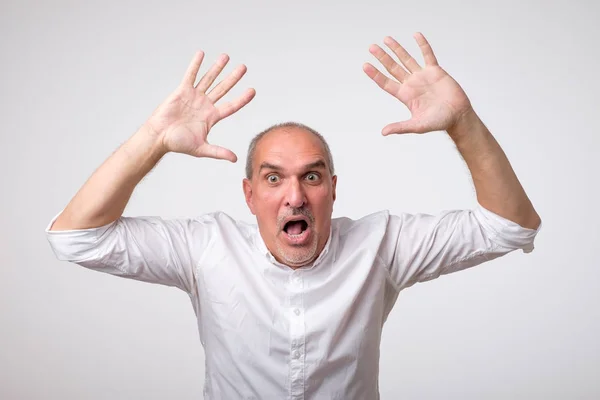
[45,212,214,294]
[381,204,542,292]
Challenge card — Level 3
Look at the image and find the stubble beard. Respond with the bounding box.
[276,207,318,267]
[276,232,319,267]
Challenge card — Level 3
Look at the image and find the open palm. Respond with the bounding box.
[363,33,473,136]
[147,52,256,162]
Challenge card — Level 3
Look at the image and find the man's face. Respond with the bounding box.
[243,128,337,268]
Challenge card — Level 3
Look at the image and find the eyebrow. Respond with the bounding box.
[258,162,282,173]
[258,160,327,174]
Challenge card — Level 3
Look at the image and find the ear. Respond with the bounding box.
[242,178,256,215]
[332,175,337,202]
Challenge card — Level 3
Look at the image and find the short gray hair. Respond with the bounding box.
[245,122,335,179]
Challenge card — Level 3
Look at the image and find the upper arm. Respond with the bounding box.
[381,204,541,292]
[45,213,216,294]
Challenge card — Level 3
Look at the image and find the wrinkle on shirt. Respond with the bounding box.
[45,204,540,399]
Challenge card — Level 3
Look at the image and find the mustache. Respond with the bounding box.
[278,207,315,229]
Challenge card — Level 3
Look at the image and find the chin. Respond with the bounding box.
[282,256,316,268]
[276,238,319,267]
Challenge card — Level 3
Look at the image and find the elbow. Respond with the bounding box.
[478,202,541,231]
[519,208,542,231]
[528,216,542,231]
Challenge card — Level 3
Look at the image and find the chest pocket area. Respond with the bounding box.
[197,252,284,361]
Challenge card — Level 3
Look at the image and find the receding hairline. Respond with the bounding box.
[245,122,335,179]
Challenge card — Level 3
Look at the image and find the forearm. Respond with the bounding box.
[447,109,541,230]
[50,124,167,231]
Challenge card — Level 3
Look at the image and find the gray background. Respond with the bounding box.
[2,0,599,398]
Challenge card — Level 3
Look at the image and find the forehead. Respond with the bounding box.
[254,128,328,171]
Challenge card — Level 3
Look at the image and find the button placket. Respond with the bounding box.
[289,271,303,290]
[288,272,305,399]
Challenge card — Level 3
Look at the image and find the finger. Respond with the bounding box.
[382,120,423,136]
[216,88,256,120]
[362,62,401,97]
[369,44,409,83]
[200,143,238,163]
[414,32,438,66]
[383,36,421,73]
[206,64,248,103]
[195,54,230,93]
[181,51,205,87]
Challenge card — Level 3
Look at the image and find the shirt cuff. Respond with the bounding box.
[45,210,117,261]
[473,204,542,253]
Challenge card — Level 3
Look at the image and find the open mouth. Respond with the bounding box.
[283,219,309,236]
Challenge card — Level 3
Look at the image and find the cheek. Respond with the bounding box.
[254,190,282,219]
[309,188,334,216]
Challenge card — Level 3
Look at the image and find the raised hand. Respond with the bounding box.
[147,51,256,162]
[363,33,473,136]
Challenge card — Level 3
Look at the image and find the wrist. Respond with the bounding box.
[446,107,480,142]
[139,120,169,159]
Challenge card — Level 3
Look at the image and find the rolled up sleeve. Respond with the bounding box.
[45,212,212,294]
[383,204,541,292]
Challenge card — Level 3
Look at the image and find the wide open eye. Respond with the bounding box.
[267,175,280,184]
[305,173,320,182]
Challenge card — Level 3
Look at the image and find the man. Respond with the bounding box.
[46,33,541,399]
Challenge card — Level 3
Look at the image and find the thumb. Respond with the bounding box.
[197,143,238,163]
[382,120,421,136]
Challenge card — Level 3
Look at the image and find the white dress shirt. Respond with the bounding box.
[45,204,540,399]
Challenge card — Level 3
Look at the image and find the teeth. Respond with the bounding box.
[286,230,307,238]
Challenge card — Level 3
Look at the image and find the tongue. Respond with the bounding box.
[287,221,303,235]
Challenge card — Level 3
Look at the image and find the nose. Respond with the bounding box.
[285,178,306,208]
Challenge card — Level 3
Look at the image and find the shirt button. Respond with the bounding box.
[294,308,300,316]
[293,351,301,359]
